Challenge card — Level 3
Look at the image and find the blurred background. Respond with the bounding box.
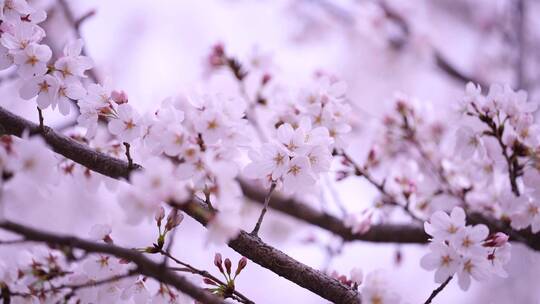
[2,0,540,303]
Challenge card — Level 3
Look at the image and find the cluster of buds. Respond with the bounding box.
[205,43,247,81]
[204,253,248,299]
[145,207,184,253]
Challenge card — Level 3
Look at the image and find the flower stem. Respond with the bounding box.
[123,142,133,169]
[37,107,44,131]
[424,276,453,304]
[250,182,276,236]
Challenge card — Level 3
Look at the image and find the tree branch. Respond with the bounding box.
[176,199,361,304]
[1,105,539,252]
[0,220,226,304]
[312,0,486,87]
[239,180,428,244]
[0,106,140,180]
[0,106,361,303]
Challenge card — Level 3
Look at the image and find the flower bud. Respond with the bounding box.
[213,43,225,57]
[165,209,184,232]
[111,90,128,104]
[155,206,165,227]
[214,253,224,273]
[484,232,509,247]
[144,246,160,254]
[235,257,247,276]
[224,258,232,275]
[203,278,218,286]
[261,73,272,86]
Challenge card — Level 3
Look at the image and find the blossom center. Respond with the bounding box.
[27,55,38,66]
[273,153,285,166]
[288,164,301,176]
[441,255,452,266]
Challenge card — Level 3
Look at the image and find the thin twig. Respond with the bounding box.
[37,107,44,130]
[250,181,277,236]
[340,151,424,223]
[9,270,137,299]
[0,238,27,245]
[123,142,134,169]
[423,276,453,304]
[159,249,254,304]
[515,0,526,90]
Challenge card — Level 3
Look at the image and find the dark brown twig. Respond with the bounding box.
[250,182,276,236]
[423,276,453,304]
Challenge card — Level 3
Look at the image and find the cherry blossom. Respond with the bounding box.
[108,104,142,142]
[510,196,540,233]
[424,207,466,241]
[2,2,540,303]
[422,208,510,291]
[360,270,400,304]
[53,39,93,83]
[420,242,461,284]
[456,256,490,291]
[13,42,51,78]
[19,74,59,110]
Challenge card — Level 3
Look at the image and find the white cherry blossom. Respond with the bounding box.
[13,42,50,77]
[424,207,466,241]
[108,104,142,142]
[19,74,59,109]
[420,242,461,283]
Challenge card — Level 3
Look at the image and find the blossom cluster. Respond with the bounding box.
[0,225,182,304]
[457,83,540,233]
[117,95,248,241]
[0,1,91,116]
[421,207,510,291]
[244,76,352,194]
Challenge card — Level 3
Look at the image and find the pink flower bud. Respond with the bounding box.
[214,253,224,273]
[484,232,509,247]
[165,209,184,231]
[224,258,232,275]
[235,257,247,276]
[155,206,165,226]
[111,90,128,104]
[213,43,225,57]
[203,278,218,286]
[261,73,272,86]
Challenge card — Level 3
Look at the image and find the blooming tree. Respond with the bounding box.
[0,0,538,303]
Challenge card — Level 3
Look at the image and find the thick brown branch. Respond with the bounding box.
[0,106,139,180]
[0,220,226,304]
[239,180,428,244]
[177,200,361,304]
